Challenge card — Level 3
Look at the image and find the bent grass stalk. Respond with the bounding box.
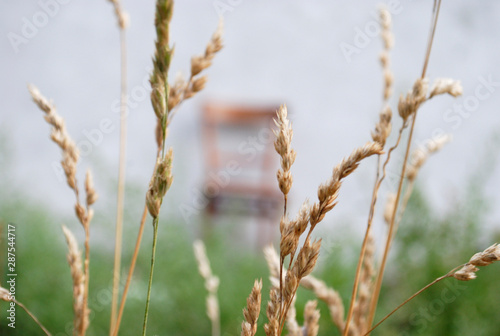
[112,204,149,336]
[366,1,442,330]
[0,287,52,336]
[109,2,129,333]
[365,243,500,335]
[343,7,394,335]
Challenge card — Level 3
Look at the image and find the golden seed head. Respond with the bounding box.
[85,170,98,206]
[429,78,463,98]
[0,286,11,301]
[453,264,478,281]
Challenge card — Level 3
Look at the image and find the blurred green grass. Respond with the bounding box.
[1,136,500,335]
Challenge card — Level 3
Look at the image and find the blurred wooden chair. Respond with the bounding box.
[201,101,283,241]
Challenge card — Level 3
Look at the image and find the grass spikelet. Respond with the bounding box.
[62,225,87,335]
[303,300,320,336]
[0,285,52,335]
[311,142,383,228]
[274,104,296,199]
[106,0,128,29]
[429,78,463,98]
[300,275,345,333]
[241,279,262,336]
[264,288,280,336]
[193,240,221,336]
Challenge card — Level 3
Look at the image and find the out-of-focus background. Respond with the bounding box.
[1,0,500,335]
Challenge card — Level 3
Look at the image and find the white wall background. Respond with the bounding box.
[1,0,499,236]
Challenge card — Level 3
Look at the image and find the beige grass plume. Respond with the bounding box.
[264,288,280,336]
[379,7,394,102]
[106,0,128,29]
[28,85,79,195]
[303,301,320,336]
[29,85,96,336]
[193,240,220,336]
[166,19,224,123]
[62,226,87,335]
[146,148,174,218]
[311,142,383,228]
[274,104,296,200]
[453,243,500,281]
[241,279,262,336]
[406,134,452,181]
[429,78,462,99]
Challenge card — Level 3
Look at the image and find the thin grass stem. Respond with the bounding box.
[142,217,159,336]
[110,25,128,335]
[14,300,52,336]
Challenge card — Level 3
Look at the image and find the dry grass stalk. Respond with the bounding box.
[105,0,128,330]
[1,285,52,336]
[352,234,375,334]
[344,9,395,334]
[29,85,96,336]
[271,134,381,334]
[453,243,500,280]
[383,193,396,225]
[368,86,462,336]
[28,85,79,196]
[62,226,87,335]
[379,7,394,102]
[193,240,221,336]
[116,2,223,334]
[311,142,383,229]
[166,20,224,126]
[300,275,346,333]
[106,0,128,29]
[107,0,129,328]
[429,78,462,99]
[150,0,174,150]
[284,298,301,336]
[146,148,174,218]
[406,134,452,182]
[273,104,298,328]
[303,301,320,336]
[241,279,263,336]
[371,106,392,149]
[264,288,280,336]
[265,245,347,335]
[274,104,296,202]
[365,243,500,335]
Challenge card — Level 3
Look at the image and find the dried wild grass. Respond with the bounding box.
[270,103,381,334]
[106,0,128,29]
[29,85,97,336]
[0,285,52,336]
[241,279,262,336]
[115,1,223,335]
[365,243,500,335]
[193,240,221,336]
[62,225,87,334]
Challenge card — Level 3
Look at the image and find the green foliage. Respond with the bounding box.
[0,152,499,335]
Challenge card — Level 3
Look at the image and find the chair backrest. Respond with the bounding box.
[202,101,279,186]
